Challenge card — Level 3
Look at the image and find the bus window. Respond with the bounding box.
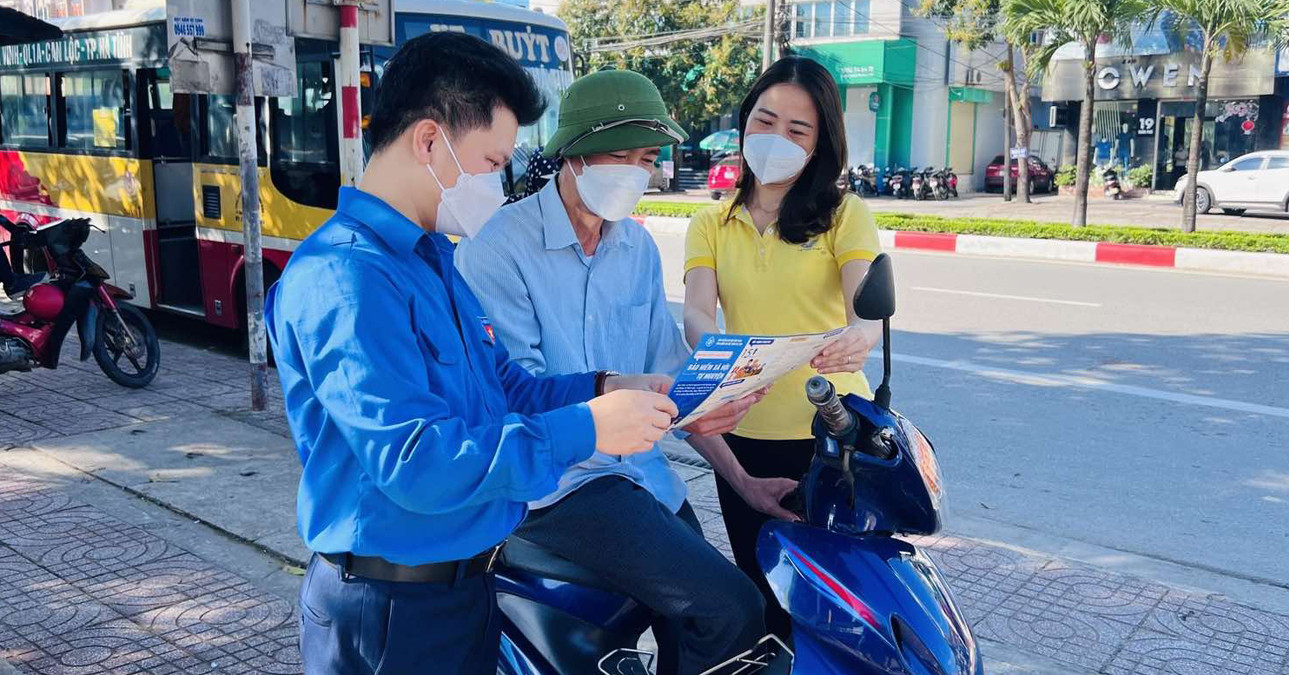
[139,70,193,160]
[202,94,266,164]
[0,74,51,147]
[60,69,130,151]
[269,60,340,210]
[205,95,238,160]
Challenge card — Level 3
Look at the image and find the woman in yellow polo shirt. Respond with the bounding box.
[683,56,882,638]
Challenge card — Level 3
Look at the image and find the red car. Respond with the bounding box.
[985,155,1056,194]
[708,154,741,200]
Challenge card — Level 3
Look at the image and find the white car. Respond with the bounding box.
[1175,151,1289,216]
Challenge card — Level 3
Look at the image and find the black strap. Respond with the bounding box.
[319,543,504,584]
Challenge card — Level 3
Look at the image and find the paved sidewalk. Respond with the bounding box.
[0,468,300,674]
[4,334,1289,673]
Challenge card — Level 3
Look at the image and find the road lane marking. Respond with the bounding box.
[911,286,1102,308]
[665,311,1287,419]
[892,353,1289,420]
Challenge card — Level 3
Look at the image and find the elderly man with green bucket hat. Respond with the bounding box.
[457,70,795,674]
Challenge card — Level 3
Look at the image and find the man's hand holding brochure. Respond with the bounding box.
[667,328,846,429]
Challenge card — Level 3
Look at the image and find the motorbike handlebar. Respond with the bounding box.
[806,376,856,438]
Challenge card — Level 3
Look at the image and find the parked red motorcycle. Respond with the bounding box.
[0,216,159,387]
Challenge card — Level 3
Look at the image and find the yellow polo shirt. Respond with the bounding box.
[684,193,882,440]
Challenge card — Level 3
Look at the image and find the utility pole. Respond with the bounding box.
[231,0,268,411]
[761,0,776,72]
[1003,91,1012,202]
[338,0,363,186]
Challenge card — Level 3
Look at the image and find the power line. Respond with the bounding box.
[586,20,763,52]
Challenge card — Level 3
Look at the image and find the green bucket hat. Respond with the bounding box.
[545,70,688,158]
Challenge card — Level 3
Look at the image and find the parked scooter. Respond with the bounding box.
[888,166,914,199]
[910,167,928,201]
[1102,166,1122,200]
[930,168,949,200]
[850,164,880,197]
[926,167,947,201]
[0,216,160,387]
[943,166,960,198]
[493,254,982,675]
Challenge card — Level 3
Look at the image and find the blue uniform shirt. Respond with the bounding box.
[267,187,598,566]
[456,180,689,512]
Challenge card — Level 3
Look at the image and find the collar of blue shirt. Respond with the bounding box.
[535,179,637,253]
[337,186,442,259]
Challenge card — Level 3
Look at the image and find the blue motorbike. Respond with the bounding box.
[494,253,982,674]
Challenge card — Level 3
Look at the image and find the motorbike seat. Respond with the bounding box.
[498,536,619,593]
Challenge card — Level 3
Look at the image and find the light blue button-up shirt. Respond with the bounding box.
[456,180,690,512]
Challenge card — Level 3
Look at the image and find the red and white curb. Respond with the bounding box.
[632,215,1289,279]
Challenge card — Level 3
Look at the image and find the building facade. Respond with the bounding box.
[787,0,1006,191]
[1040,23,1289,192]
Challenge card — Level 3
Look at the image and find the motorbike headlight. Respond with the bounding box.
[897,417,945,510]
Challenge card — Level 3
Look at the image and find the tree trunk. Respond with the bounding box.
[1073,54,1095,227]
[1005,46,1031,204]
[1182,49,1213,234]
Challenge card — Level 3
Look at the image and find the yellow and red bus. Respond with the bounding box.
[0,0,573,330]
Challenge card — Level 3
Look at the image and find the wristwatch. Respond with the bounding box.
[594,370,620,397]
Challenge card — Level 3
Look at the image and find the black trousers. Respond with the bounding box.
[517,476,765,675]
[714,434,815,640]
[298,554,500,675]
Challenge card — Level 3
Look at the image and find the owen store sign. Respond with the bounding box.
[1042,50,1275,102]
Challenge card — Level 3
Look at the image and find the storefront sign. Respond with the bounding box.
[796,39,917,87]
[843,64,877,81]
[868,91,881,112]
[1136,100,1158,137]
[1041,50,1276,102]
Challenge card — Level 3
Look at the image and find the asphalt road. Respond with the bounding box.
[651,231,1289,603]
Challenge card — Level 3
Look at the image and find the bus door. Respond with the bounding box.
[136,68,203,313]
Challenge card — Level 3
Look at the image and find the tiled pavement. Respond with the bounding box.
[0,471,300,674]
[3,333,1289,673]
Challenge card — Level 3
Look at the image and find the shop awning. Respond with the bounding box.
[0,7,63,47]
[794,39,917,88]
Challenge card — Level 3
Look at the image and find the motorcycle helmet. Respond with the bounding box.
[23,284,64,322]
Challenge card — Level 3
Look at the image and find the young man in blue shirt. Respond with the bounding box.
[456,70,798,675]
[267,34,684,675]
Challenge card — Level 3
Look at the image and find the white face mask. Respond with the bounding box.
[426,131,506,238]
[573,159,651,222]
[743,133,811,185]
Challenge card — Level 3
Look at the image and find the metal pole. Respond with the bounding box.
[761,0,776,72]
[338,0,363,186]
[232,0,268,411]
[1003,89,1012,202]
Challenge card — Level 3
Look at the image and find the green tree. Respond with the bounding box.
[1003,0,1151,226]
[1145,0,1289,232]
[559,0,762,130]
[919,0,1038,203]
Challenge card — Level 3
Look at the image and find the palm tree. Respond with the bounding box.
[1147,0,1289,232]
[1003,0,1151,226]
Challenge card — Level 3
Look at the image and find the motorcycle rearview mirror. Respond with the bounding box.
[853,253,895,409]
[854,253,895,320]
